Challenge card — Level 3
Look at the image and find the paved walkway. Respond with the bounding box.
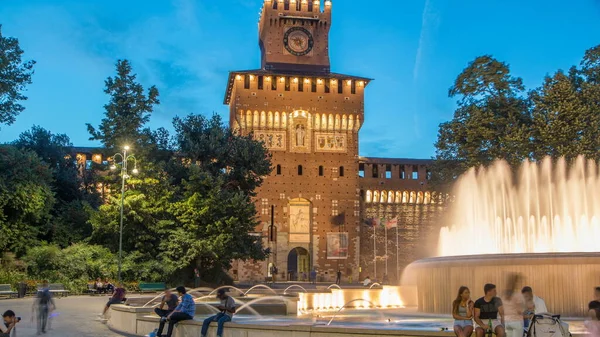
[0,295,133,337]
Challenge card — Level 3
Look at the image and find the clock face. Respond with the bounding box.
[283,27,314,56]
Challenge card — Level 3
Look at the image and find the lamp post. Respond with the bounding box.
[110,145,138,284]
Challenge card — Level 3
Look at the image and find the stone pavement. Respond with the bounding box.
[0,295,134,337]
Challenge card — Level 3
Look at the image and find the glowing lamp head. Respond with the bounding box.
[124,145,130,151]
[110,165,117,170]
[132,168,139,175]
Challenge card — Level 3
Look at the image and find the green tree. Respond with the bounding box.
[14,126,100,246]
[161,114,272,283]
[0,25,35,126]
[86,59,159,151]
[530,70,599,161]
[0,146,54,255]
[433,55,531,186]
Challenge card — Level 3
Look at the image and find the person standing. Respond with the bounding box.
[201,289,236,337]
[585,302,600,337]
[157,286,195,337]
[502,289,523,337]
[452,286,474,337]
[336,270,342,285]
[154,289,179,320]
[595,287,600,302]
[474,283,505,337]
[310,269,317,285]
[33,281,55,335]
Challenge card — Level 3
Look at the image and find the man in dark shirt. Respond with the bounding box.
[154,289,179,319]
[474,283,505,337]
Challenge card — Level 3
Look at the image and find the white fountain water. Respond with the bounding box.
[438,156,600,256]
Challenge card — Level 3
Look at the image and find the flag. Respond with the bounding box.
[373,217,382,228]
[363,218,375,227]
[386,217,398,229]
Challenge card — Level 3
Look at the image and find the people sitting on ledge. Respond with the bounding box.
[201,289,236,337]
[363,276,372,287]
[156,286,195,337]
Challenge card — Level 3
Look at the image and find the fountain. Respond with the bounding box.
[407,156,600,316]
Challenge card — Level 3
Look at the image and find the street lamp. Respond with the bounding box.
[110,145,139,284]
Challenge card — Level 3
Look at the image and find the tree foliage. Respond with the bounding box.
[434,46,600,186]
[13,126,100,246]
[0,25,35,126]
[434,56,531,186]
[86,59,159,151]
[0,146,54,255]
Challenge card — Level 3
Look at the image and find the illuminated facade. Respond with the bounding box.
[224,0,440,283]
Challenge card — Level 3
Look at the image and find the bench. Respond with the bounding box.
[85,284,97,295]
[38,283,70,297]
[0,284,17,298]
[139,282,166,293]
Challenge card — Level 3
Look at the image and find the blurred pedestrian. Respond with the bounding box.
[33,281,55,335]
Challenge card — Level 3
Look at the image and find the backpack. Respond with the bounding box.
[39,289,51,305]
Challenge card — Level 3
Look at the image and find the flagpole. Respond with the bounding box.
[385,222,388,277]
[373,225,377,280]
[396,225,400,283]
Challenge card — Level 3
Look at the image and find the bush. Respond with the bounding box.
[23,243,117,292]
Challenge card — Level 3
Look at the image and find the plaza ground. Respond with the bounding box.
[0,295,134,337]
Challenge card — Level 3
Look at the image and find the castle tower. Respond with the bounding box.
[224,0,372,283]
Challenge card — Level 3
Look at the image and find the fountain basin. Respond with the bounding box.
[405,252,600,317]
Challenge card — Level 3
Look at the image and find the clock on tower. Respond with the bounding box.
[258,0,331,73]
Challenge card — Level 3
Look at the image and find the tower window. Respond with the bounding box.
[400,165,406,179]
[298,79,304,92]
[426,168,432,180]
[412,165,419,180]
[319,166,324,176]
[311,80,317,93]
[358,163,365,178]
[271,78,277,91]
[351,80,356,94]
[244,75,250,89]
[284,1,289,10]
[325,81,330,93]
[385,164,392,179]
[308,1,313,11]
[258,76,264,90]
[338,81,343,94]
[285,77,291,91]
[298,165,303,176]
[276,165,282,175]
[296,1,301,10]
[339,166,344,177]
[372,165,379,178]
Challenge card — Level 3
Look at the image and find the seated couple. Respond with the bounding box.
[452,284,547,337]
[152,287,235,337]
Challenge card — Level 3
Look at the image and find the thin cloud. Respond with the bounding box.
[413,0,439,82]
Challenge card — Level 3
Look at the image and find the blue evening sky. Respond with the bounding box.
[1,0,599,158]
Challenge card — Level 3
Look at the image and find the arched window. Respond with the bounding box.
[318,166,324,176]
[298,165,303,176]
[276,165,281,175]
[339,166,344,177]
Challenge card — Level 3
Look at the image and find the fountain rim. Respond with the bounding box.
[410,252,600,266]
